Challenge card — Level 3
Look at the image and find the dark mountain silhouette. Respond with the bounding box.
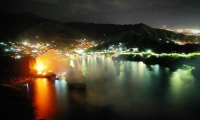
[1,12,200,53]
[0,12,47,41]
[65,22,199,43]
[17,20,90,44]
[65,22,135,39]
[0,12,91,49]
[80,23,200,53]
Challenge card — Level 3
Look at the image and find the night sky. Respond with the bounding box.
[1,0,200,28]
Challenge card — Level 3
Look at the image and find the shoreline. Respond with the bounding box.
[111,54,197,71]
[0,78,35,120]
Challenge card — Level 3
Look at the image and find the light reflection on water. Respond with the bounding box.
[33,78,56,120]
[168,69,195,105]
[24,56,200,120]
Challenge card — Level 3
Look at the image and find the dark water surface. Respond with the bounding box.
[20,56,200,120]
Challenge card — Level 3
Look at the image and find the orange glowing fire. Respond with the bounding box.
[34,61,47,75]
[36,64,45,71]
[31,50,70,77]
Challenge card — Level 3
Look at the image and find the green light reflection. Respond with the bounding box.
[169,69,195,102]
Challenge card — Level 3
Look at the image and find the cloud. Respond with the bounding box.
[27,0,59,4]
[102,0,181,9]
[70,2,97,11]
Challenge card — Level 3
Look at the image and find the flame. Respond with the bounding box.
[32,50,70,76]
[36,64,45,72]
[34,61,46,75]
[30,50,85,83]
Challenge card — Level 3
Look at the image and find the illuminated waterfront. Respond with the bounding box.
[19,56,200,120]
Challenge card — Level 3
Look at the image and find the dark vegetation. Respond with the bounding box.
[112,53,199,72]
[0,56,35,120]
[0,83,35,120]
[0,56,33,81]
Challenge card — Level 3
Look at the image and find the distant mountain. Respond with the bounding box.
[17,20,90,44]
[65,22,199,43]
[1,12,200,53]
[65,22,135,39]
[0,12,47,41]
[0,12,91,49]
[82,23,200,53]
[65,22,200,52]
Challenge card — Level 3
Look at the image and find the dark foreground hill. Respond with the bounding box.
[0,83,35,120]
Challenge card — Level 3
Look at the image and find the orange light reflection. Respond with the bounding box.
[34,78,56,119]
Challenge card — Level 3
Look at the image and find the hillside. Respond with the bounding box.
[17,20,90,45]
[0,12,47,41]
[0,12,92,50]
[65,22,200,43]
[88,23,200,53]
[65,22,134,39]
[1,12,200,53]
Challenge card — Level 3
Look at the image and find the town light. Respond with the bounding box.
[147,49,152,53]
